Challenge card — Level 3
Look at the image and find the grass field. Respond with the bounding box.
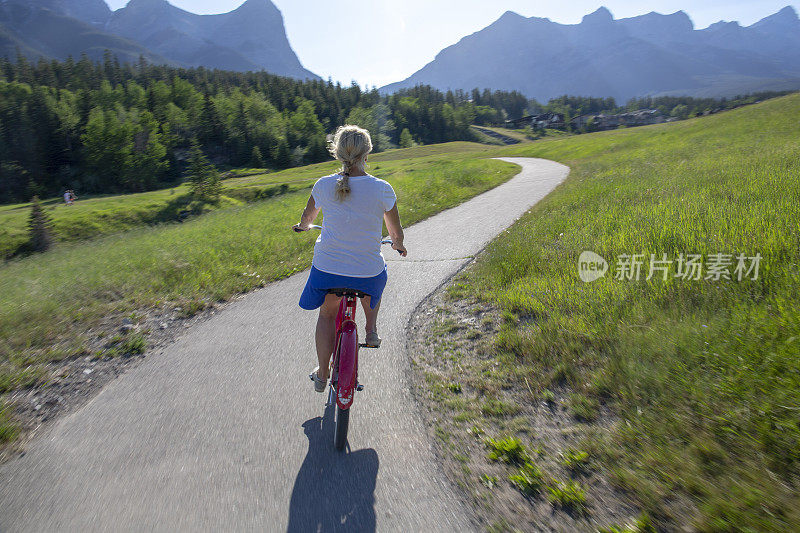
[0,142,497,260]
[0,145,519,406]
[438,94,800,529]
[4,92,799,529]
[0,162,333,259]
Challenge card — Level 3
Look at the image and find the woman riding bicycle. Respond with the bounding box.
[293,125,407,392]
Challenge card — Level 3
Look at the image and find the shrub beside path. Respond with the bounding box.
[0,158,568,532]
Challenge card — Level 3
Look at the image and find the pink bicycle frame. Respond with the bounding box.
[332,295,359,410]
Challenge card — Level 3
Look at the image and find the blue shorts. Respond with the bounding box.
[299,266,388,310]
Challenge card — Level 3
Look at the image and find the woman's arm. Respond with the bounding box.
[384,205,407,257]
[293,196,320,231]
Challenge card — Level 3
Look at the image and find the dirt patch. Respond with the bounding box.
[1,297,233,463]
[407,285,643,532]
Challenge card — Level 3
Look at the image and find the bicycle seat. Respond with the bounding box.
[327,288,368,299]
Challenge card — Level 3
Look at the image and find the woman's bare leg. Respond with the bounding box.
[361,296,381,334]
[315,294,340,380]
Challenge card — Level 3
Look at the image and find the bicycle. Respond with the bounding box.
[295,224,395,450]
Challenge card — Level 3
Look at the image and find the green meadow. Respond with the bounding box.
[443,93,800,529]
[0,142,496,259]
[3,88,799,531]
[0,167,310,259]
[0,144,519,399]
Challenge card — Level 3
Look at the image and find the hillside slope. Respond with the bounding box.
[427,93,800,529]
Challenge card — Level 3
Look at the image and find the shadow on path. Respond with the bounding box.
[287,405,379,532]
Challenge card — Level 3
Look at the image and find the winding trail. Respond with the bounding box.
[0,158,569,532]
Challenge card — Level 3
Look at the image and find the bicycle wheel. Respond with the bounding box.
[334,404,350,450]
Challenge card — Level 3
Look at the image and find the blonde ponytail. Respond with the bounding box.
[335,173,351,201]
[328,125,373,201]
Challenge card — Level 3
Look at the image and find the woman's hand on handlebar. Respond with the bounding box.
[293,223,322,232]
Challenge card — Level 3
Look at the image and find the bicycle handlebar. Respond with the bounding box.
[293,224,400,253]
[292,224,322,232]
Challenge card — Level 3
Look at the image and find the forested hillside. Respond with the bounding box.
[0,55,527,203]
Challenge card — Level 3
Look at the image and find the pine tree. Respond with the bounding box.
[250,146,265,168]
[306,134,329,163]
[272,137,291,169]
[27,196,53,252]
[186,142,220,203]
[399,128,414,148]
[198,93,223,148]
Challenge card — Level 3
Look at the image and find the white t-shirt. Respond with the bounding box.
[311,173,397,277]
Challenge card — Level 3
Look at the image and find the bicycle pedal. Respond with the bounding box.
[359,343,380,349]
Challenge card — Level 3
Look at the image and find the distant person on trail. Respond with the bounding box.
[64,190,72,205]
[293,125,407,392]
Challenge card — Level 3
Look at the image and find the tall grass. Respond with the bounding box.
[0,150,518,395]
[450,94,800,529]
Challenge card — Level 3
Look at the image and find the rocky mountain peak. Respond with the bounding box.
[751,5,799,30]
[618,9,694,40]
[642,10,693,31]
[235,0,280,14]
[581,6,614,25]
[705,20,741,31]
[123,0,171,12]
[774,5,799,20]
[497,10,525,23]
[105,0,317,79]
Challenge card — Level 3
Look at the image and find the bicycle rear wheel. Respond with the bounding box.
[334,405,350,450]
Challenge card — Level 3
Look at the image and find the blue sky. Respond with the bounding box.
[104,1,799,88]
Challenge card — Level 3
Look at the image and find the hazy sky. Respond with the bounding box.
[104,1,799,87]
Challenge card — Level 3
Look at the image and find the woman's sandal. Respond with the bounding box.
[309,366,327,393]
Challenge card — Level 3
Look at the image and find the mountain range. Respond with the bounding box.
[381,6,800,101]
[2,2,800,100]
[0,0,318,80]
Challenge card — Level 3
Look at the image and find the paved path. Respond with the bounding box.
[0,158,569,532]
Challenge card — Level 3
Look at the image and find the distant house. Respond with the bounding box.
[509,109,664,132]
[570,109,664,131]
[570,114,593,129]
[535,112,566,129]
[505,112,566,130]
[505,115,535,128]
[619,109,665,127]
